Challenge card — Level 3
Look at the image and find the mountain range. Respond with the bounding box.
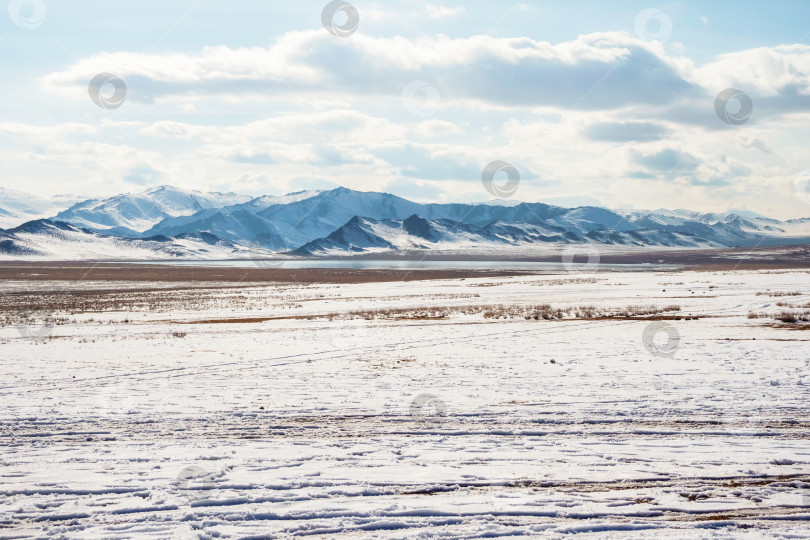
[0,219,253,260]
[1,185,808,260]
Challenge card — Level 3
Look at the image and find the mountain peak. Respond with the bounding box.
[3,185,808,259]
[477,198,525,207]
[142,184,180,194]
[325,186,355,196]
[402,214,435,240]
[52,186,253,235]
[9,218,80,234]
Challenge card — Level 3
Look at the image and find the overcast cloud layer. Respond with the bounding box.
[3,0,810,218]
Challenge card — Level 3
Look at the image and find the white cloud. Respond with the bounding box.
[42,30,810,129]
[0,122,97,138]
[695,45,810,98]
[412,119,463,137]
[41,31,696,111]
[4,30,806,218]
[425,3,466,19]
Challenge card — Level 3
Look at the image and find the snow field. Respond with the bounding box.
[1,268,809,537]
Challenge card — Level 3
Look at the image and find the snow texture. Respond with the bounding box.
[2,268,810,537]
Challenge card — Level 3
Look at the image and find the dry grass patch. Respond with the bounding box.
[776,310,810,323]
[756,291,802,297]
[748,308,810,325]
[321,303,681,322]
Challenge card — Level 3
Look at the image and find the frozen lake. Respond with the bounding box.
[130,258,676,271]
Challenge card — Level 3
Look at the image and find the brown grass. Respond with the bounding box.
[747,308,810,325]
[756,291,802,297]
[315,303,681,322]
[171,303,683,325]
[776,301,810,308]
[776,310,810,323]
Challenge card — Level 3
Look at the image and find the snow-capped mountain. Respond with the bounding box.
[546,206,636,235]
[0,219,250,260]
[617,208,810,246]
[52,185,252,237]
[293,215,576,255]
[0,187,84,229]
[142,187,809,254]
[292,214,724,256]
[142,187,427,248]
[0,185,808,259]
[143,187,567,248]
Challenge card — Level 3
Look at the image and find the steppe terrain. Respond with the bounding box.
[1,262,809,538]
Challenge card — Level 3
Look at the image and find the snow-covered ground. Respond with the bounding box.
[1,268,810,538]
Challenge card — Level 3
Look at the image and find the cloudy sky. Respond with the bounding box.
[3,0,810,218]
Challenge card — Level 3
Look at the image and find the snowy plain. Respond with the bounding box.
[1,266,810,538]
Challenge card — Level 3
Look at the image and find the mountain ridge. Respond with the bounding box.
[0,219,255,260]
[0,185,808,259]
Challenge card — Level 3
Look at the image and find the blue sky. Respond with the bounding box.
[2,0,810,218]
